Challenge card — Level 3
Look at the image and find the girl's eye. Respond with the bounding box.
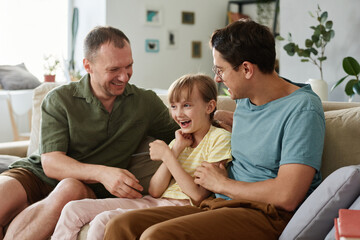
[184,104,190,107]
[170,105,176,109]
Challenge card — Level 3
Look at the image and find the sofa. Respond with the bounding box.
[0,82,360,240]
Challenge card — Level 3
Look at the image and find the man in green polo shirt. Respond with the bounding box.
[0,26,178,240]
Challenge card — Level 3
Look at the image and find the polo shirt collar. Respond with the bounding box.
[73,74,134,103]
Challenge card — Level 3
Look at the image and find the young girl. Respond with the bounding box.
[51,73,232,240]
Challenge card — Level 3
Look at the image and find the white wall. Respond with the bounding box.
[279,0,360,102]
[75,0,229,90]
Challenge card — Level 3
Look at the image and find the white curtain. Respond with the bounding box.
[0,0,69,82]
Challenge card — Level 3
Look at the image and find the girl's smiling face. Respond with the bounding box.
[170,85,215,138]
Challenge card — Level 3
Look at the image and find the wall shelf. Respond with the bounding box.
[227,0,280,37]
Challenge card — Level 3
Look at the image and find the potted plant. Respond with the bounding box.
[43,55,60,82]
[331,56,360,102]
[278,5,335,100]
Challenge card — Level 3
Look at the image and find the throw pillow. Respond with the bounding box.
[279,165,360,240]
[0,63,41,90]
[321,107,360,179]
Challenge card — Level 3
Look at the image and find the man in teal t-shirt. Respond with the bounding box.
[0,26,178,240]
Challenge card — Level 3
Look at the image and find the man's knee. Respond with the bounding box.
[45,178,95,210]
[104,212,141,239]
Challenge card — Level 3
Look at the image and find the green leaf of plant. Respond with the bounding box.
[320,11,328,23]
[345,79,358,96]
[353,81,360,95]
[305,39,313,48]
[329,30,335,39]
[318,56,327,61]
[283,43,295,56]
[343,57,360,76]
[311,35,319,43]
[323,31,331,42]
[319,25,326,34]
[302,49,310,57]
[325,20,333,29]
[331,76,348,91]
[301,59,309,62]
[276,36,284,41]
[309,48,318,55]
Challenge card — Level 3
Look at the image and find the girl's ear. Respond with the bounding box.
[206,99,216,114]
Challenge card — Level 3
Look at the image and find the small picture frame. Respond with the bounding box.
[145,39,160,53]
[182,11,195,25]
[167,30,178,49]
[191,41,201,58]
[145,8,162,26]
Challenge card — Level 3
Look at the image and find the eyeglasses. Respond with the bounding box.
[212,64,240,82]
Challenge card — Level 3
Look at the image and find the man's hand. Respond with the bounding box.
[100,167,143,199]
[194,161,228,193]
[214,110,233,132]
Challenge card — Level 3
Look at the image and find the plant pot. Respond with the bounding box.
[306,78,328,101]
[44,75,56,82]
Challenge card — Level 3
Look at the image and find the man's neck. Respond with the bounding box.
[249,72,300,106]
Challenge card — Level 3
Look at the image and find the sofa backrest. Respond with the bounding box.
[28,83,360,181]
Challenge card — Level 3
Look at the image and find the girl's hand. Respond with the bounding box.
[173,129,193,152]
[149,140,171,162]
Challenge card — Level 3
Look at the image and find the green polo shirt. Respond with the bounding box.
[10,75,178,197]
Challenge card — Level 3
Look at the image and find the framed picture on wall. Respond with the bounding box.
[182,11,195,24]
[167,30,178,49]
[192,41,201,58]
[145,39,160,53]
[145,7,162,26]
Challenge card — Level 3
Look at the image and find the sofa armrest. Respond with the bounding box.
[0,140,29,157]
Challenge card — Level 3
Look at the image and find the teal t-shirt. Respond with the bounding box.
[216,81,325,200]
[10,75,179,197]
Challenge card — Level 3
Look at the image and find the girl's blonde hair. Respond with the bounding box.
[168,74,218,123]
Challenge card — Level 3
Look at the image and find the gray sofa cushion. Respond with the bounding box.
[279,165,360,240]
[0,155,20,173]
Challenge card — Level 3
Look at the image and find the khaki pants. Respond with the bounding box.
[104,197,293,240]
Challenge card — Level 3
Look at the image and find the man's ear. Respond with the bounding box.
[242,61,254,79]
[206,99,217,114]
[83,58,92,73]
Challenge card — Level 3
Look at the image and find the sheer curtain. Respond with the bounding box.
[0,0,69,82]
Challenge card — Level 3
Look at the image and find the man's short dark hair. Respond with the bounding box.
[84,26,130,62]
[210,19,275,73]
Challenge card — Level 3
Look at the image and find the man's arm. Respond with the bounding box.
[194,162,315,212]
[42,152,143,198]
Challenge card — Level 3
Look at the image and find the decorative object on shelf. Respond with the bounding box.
[256,0,276,26]
[227,3,249,24]
[278,5,335,101]
[191,41,201,58]
[145,39,160,53]
[182,11,195,25]
[145,7,162,26]
[332,57,360,102]
[43,55,60,82]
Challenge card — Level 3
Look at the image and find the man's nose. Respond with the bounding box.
[117,69,129,82]
[214,74,222,83]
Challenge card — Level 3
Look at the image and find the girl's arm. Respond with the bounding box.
[149,134,212,205]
